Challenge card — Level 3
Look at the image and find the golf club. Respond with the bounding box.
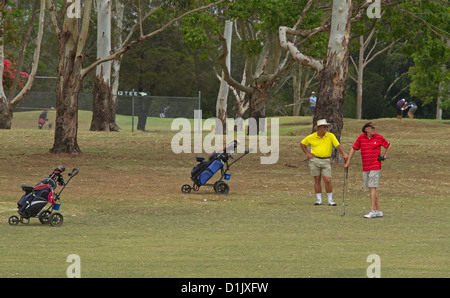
[341,167,348,217]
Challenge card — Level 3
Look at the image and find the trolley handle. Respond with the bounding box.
[68,168,79,177]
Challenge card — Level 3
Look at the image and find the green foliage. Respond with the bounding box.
[391,1,449,110]
[410,39,448,104]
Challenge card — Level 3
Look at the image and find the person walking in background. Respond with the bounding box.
[300,119,348,206]
[38,109,48,129]
[309,92,317,118]
[396,98,406,119]
[403,101,417,119]
[345,122,392,218]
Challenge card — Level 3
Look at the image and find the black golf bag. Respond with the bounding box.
[16,166,65,218]
[17,181,54,218]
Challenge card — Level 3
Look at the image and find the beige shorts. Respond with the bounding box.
[308,158,332,177]
[363,170,380,189]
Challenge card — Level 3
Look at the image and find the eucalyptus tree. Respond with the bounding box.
[44,0,224,154]
[182,0,324,133]
[0,0,46,129]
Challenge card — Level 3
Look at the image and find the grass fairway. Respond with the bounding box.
[0,111,449,278]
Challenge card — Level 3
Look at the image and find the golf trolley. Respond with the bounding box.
[8,167,79,227]
[182,142,251,195]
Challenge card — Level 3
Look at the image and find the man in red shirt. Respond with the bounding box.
[345,122,392,218]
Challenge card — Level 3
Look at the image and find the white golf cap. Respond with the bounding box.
[314,119,331,129]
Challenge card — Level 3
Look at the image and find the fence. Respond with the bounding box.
[16,92,201,119]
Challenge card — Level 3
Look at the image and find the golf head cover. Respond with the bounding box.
[50,166,66,185]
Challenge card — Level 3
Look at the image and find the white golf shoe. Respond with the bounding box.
[364,210,383,218]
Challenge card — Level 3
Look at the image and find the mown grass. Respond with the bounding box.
[0,111,448,278]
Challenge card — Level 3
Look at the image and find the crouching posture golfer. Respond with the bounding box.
[345,122,392,218]
[300,119,348,206]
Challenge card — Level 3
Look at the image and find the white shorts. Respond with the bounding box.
[363,170,380,189]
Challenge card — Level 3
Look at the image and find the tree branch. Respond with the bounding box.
[279,26,324,73]
[10,0,46,109]
[81,0,225,78]
[218,33,253,94]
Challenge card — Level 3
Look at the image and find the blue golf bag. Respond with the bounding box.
[182,140,251,195]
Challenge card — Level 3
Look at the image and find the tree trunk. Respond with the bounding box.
[90,0,118,132]
[0,94,11,128]
[110,0,125,130]
[314,0,352,161]
[216,20,232,134]
[50,7,88,154]
[51,33,82,154]
[248,81,272,134]
[356,36,364,119]
[136,96,151,131]
[91,75,117,131]
[0,9,9,128]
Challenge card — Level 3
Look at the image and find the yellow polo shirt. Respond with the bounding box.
[301,132,340,158]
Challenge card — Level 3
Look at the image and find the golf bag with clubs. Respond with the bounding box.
[9,166,79,226]
[182,140,251,195]
[16,167,64,218]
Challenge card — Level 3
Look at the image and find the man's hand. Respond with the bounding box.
[377,155,387,161]
[306,152,315,159]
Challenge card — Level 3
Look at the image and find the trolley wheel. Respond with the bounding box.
[214,182,229,195]
[213,181,220,190]
[49,212,64,227]
[20,217,30,224]
[39,210,51,224]
[8,215,19,226]
[181,184,192,193]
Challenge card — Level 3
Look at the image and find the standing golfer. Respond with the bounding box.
[300,119,348,206]
[309,92,317,118]
[345,122,392,218]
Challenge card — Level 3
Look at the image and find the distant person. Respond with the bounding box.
[345,122,392,218]
[396,98,406,119]
[38,109,48,129]
[309,92,317,118]
[300,119,348,206]
[403,101,417,119]
[160,106,170,118]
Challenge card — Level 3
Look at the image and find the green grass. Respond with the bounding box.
[0,111,449,277]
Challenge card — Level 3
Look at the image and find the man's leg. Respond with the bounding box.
[365,171,383,218]
[370,187,380,211]
[314,175,322,204]
[323,176,336,206]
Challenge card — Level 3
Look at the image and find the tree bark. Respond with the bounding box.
[280,0,353,161]
[51,31,83,154]
[314,0,352,157]
[48,0,93,154]
[90,0,118,132]
[216,20,233,134]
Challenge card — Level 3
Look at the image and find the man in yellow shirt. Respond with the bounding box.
[300,119,348,206]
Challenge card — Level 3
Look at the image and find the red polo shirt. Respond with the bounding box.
[352,133,390,171]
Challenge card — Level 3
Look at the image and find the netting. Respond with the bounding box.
[16,92,200,119]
